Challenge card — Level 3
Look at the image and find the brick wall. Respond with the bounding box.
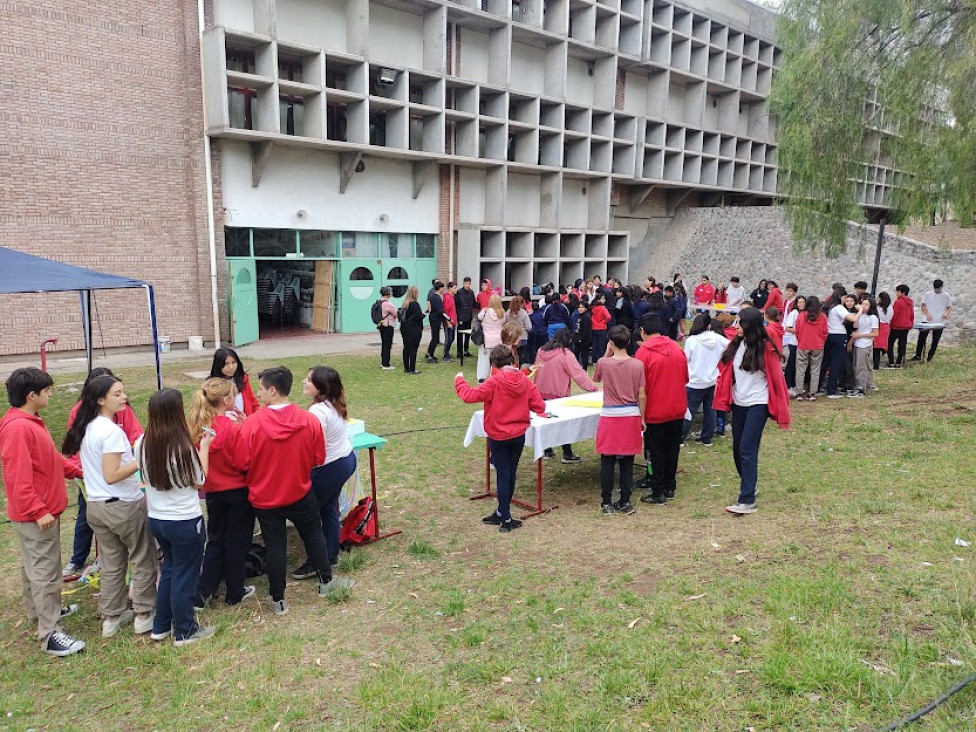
[0,0,214,356]
[437,164,460,283]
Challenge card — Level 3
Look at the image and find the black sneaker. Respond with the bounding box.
[291,561,317,580]
[543,448,555,460]
[613,501,636,515]
[442,356,454,363]
[635,475,653,491]
[664,489,676,500]
[60,604,79,619]
[499,519,523,533]
[641,494,667,504]
[482,511,503,525]
[426,356,439,364]
[45,629,85,657]
[601,503,615,516]
[847,390,865,398]
[561,454,582,464]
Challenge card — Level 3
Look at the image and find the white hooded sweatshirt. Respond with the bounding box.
[684,331,730,389]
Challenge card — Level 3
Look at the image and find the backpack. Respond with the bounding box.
[397,306,407,324]
[370,299,384,325]
[340,497,377,546]
[243,543,267,578]
[470,319,485,346]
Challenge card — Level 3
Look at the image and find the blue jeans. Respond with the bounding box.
[442,326,455,359]
[731,404,769,506]
[681,385,715,444]
[824,333,848,395]
[149,516,205,641]
[70,489,93,567]
[487,435,525,522]
[310,452,358,565]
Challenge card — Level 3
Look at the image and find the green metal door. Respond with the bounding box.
[228,259,259,346]
[338,259,381,333]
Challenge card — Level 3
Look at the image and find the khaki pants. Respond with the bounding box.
[793,348,824,396]
[13,518,63,642]
[87,498,157,618]
[854,346,874,392]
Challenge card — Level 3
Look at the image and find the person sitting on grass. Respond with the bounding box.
[455,345,547,534]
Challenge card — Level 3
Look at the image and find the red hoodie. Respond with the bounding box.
[443,292,457,326]
[456,367,547,441]
[591,305,611,331]
[765,321,784,352]
[714,342,791,430]
[235,403,324,509]
[201,415,248,493]
[634,336,689,423]
[240,373,261,416]
[65,401,143,475]
[0,408,82,522]
[533,348,597,400]
[763,286,783,313]
[891,296,915,330]
[475,279,493,312]
[795,313,828,350]
[694,283,715,305]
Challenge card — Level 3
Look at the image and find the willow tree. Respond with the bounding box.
[770,0,976,255]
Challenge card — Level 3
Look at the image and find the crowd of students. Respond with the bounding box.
[0,350,355,657]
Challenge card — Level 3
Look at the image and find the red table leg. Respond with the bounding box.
[362,446,401,543]
[469,442,558,520]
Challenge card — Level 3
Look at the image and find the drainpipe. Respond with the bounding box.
[197,0,222,348]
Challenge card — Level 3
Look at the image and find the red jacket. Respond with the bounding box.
[714,288,727,304]
[0,408,82,522]
[591,305,611,331]
[456,367,546,441]
[891,296,915,330]
[65,401,143,475]
[240,373,261,416]
[235,404,324,509]
[443,292,457,326]
[634,336,689,423]
[201,415,248,493]
[714,342,791,430]
[765,321,784,352]
[795,313,828,350]
[763,286,783,312]
[693,283,715,305]
[476,279,493,312]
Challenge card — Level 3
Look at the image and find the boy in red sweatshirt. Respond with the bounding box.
[235,366,349,615]
[635,314,689,504]
[0,368,85,657]
[886,284,915,368]
[456,345,548,533]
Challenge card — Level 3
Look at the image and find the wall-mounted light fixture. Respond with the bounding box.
[377,67,398,85]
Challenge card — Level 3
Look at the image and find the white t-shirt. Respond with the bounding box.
[878,305,893,325]
[732,345,769,407]
[827,304,850,335]
[783,308,799,347]
[309,401,353,466]
[136,438,205,521]
[854,314,879,349]
[921,290,951,324]
[81,416,143,502]
[726,285,745,307]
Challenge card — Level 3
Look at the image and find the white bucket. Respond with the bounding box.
[188,335,204,351]
[158,336,172,353]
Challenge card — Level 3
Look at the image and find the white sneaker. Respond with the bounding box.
[240,585,256,602]
[725,503,757,515]
[134,613,154,635]
[61,562,83,578]
[173,625,217,647]
[266,596,289,616]
[150,629,172,641]
[102,609,134,638]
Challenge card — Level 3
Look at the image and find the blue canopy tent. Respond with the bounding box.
[0,247,163,389]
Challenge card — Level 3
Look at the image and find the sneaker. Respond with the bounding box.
[44,630,86,657]
[240,585,256,602]
[150,628,172,641]
[134,613,154,635]
[561,453,582,464]
[807,395,817,402]
[635,475,653,491]
[725,503,758,515]
[61,562,83,578]
[826,393,844,399]
[173,625,217,647]
[425,356,439,364]
[482,511,503,525]
[847,390,865,398]
[381,365,395,370]
[883,363,899,369]
[795,394,805,401]
[869,385,879,391]
[543,448,555,460]
[695,439,713,446]
[193,595,210,612]
[291,561,318,580]
[613,501,636,515]
[908,356,922,362]
[601,503,615,515]
[318,577,355,597]
[664,489,676,500]
[102,609,134,638]
[714,430,726,437]
[499,518,523,533]
[266,597,289,616]
[442,356,454,363]
[60,604,79,619]
[640,494,667,505]
[409,370,422,375]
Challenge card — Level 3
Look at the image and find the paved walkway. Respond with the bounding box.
[0,333,384,379]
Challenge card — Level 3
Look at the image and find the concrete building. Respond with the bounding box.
[1,0,783,354]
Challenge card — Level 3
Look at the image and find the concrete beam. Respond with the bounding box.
[250,141,274,188]
[666,188,694,216]
[338,151,364,194]
[412,161,436,200]
[629,184,656,210]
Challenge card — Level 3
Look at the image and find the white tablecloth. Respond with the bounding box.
[463,394,603,462]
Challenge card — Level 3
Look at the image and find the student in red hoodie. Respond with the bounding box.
[187,377,255,608]
[693,275,716,313]
[764,306,785,353]
[886,284,915,368]
[635,313,689,504]
[763,280,784,313]
[0,368,86,657]
[235,366,349,616]
[792,296,828,400]
[476,278,493,312]
[590,293,612,364]
[456,345,548,534]
[715,307,790,515]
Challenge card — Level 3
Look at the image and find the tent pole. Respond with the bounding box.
[147,285,163,390]
[80,290,93,374]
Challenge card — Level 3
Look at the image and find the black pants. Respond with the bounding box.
[457,319,472,355]
[824,333,847,394]
[914,327,943,361]
[591,330,608,364]
[197,487,255,605]
[401,327,422,372]
[254,490,332,601]
[577,339,592,370]
[643,419,683,499]
[487,435,525,522]
[70,489,93,568]
[873,347,885,370]
[784,344,797,390]
[379,325,394,367]
[427,320,442,358]
[888,328,909,365]
[600,454,634,506]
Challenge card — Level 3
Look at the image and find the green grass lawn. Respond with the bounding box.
[2,348,976,730]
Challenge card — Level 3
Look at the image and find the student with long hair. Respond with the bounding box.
[782,296,805,392]
[505,295,531,364]
[477,293,506,382]
[293,366,358,578]
[850,296,879,397]
[874,291,892,370]
[714,307,791,515]
[425,279,446,365]
[590,293,611,365]
[399,285,426,375]
[62,376,157,638]
[793,296,828,400]
[886,284,914,368]
[187,377,255,609]
[138,389,215,645]
[682,313,728,447]
[209,348,259,417]
[534,328,599,462]
[62,367,143,577]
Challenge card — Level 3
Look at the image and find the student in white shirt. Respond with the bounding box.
[725,277,745,309]
[912,279,952,362]
[824,298,862,398]
[138,388,215,646]
[782,294,804,391]
[849,297,880,397]
[61,376,157,639]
